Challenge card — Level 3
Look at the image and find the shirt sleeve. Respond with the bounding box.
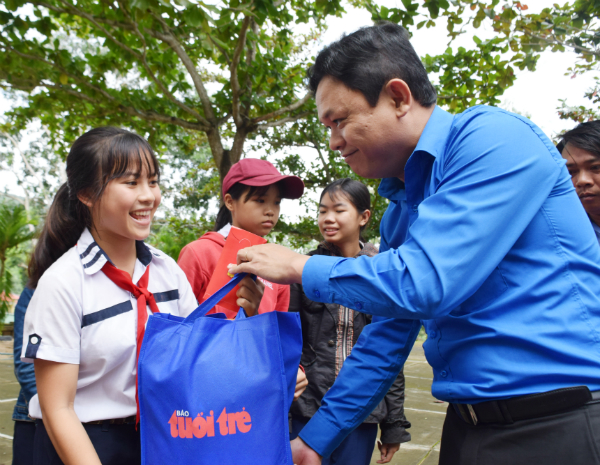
[178,243,211,303]
[302,110,563,321]
[174,262,199,318]
[22,271,82,364]
[299,316,421,457]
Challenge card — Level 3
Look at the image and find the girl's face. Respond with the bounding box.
[226,184,281,237]
[85,160,161,242]
[318,191,370,245]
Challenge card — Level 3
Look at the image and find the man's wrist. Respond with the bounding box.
[293,254,310,284]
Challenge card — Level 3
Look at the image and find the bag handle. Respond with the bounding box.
[185,273,247,323]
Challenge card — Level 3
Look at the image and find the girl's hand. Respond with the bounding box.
[291,437,322,465]
[376,441,401,463]
[235,275,265,317]
[294,368,308,400]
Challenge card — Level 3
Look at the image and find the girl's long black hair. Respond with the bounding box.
[28,127,160,288]
[320,178,371,241]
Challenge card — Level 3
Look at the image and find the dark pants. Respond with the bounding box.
[440,401,600,465]
[33,420,141,465]
[13,421,36,465]
[290,416,378,465]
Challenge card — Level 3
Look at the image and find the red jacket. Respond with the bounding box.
[178,231,290,318]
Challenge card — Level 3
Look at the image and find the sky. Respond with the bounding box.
[1,0,597,205]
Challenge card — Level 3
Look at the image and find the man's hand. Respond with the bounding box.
[291,437,321,465]
[376,441,400,463]
[294,368,308,401]
[235,274,265,317]
[227,244,309,285]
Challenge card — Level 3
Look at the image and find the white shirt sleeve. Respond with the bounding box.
[22,264,82,364]
[174,264,199,317]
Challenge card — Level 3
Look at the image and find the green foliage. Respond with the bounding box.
[0,0,348,184]
[0,201,35,319]
[148,214,212,260]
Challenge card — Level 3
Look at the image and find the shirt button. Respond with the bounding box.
[356,302,363,310]
[429,330,437,338]
[412,204,419,212]
[314,290,320,298]
[441,370,448,378]
[30,336,39,345]
[328,340,335,347]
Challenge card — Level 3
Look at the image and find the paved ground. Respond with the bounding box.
[0,340,444,465]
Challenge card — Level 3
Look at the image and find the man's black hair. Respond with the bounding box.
[307,22,437,108]
[557,120,600,158]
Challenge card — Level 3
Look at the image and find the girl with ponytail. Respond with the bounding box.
[22,127,264,465]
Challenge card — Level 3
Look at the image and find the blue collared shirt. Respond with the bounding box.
[298,105,600,457]
[592,220,600,247]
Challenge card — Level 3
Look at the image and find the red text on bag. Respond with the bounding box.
[168,407,252,439]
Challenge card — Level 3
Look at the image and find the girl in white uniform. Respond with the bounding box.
[22,127,263,465]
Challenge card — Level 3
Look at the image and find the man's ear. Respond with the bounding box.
[224,193,235,212]
[77,192,93,208]
[384,79,412,117]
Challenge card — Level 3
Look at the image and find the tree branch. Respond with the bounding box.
[116,0,204,122]
[231,16,252,127]
[151,12,217,126]
[255,111,311,129]
[253,93,311,124]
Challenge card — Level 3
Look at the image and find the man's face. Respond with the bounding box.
[315,76,406,179]
[561,143,600,220]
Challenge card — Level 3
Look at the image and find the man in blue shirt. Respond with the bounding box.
[230,23,600,465]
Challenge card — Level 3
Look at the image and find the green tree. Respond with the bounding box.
[0,201,35,319]
[0,0,350,188]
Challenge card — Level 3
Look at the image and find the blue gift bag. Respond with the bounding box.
[138,273,302,464]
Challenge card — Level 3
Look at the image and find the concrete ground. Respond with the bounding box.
[0,340,444,465]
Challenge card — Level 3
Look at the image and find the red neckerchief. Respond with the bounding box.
[101,261,159,425]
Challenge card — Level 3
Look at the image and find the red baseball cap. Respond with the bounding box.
[222,159,304,199]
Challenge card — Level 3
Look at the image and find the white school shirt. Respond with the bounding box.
[22,228,198,422]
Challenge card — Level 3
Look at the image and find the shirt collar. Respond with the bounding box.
[591,219,600,238]
[76,228,165,275]
[377,106,453,201]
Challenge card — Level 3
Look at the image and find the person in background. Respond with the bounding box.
[12,287,36,465]
[289,179,410,465]
[178,158,308,400]
[557,120,600,245]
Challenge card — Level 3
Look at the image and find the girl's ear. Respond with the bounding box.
[224,193,235,212]
[77,192,93,209]
[359,209,371,227]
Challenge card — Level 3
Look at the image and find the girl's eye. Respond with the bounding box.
[333,119,342,127]
[591,165,600,171]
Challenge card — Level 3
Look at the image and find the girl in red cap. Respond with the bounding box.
[178,158,304,316]
[178,158,307,398]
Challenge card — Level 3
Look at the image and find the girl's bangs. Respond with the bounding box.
[102,133,160,182]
